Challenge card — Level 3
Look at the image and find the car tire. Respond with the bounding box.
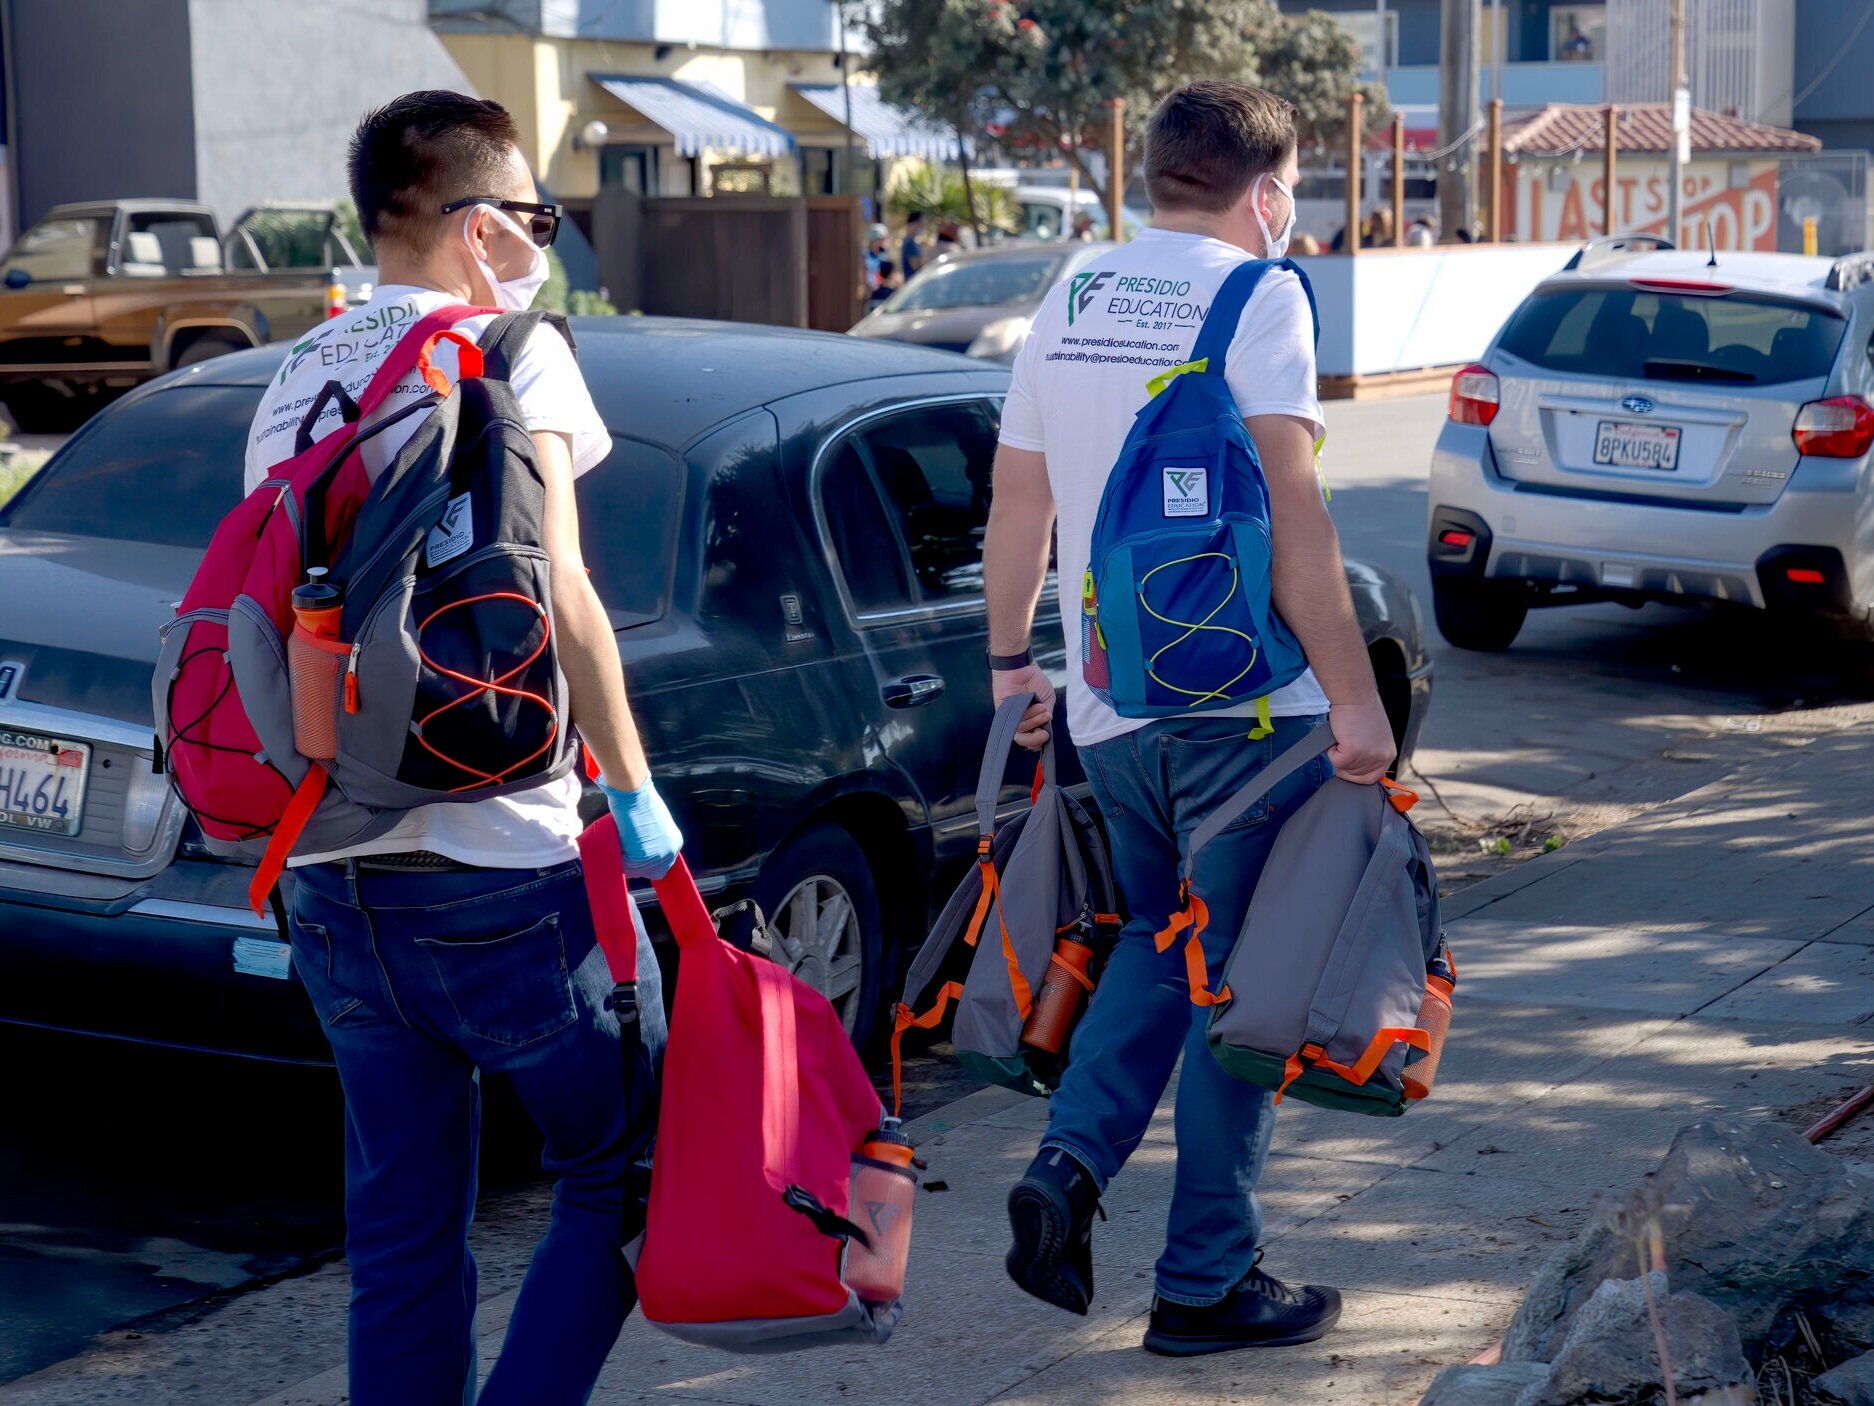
[174,334,249,368]
[1432,576,1527,652]
[748,823,885,1050]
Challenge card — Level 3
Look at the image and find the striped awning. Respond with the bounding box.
[792,83,967,161]
[592,75,796,159]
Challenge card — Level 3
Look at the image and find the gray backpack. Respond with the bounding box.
[890,694,1120,1111]
[1162,722,1454,1117]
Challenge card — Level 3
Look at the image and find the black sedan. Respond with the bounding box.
[0,319,1432,1058]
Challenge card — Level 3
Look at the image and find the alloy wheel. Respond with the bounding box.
[768,874,866,1033]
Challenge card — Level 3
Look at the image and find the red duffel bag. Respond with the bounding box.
[578,817,915,1352]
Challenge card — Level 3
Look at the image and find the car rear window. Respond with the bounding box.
[3,390,682,624]
[1,385,253,546]
[884,255,1064,313]
[1497,286,1847,385]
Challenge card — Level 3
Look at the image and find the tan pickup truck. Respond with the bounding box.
[0,199,375,431]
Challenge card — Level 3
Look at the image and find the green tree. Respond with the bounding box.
[864,0,1388,209]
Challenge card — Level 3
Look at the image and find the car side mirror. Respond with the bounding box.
[3,269,30,289]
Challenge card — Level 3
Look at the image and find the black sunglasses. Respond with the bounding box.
[441,197,563,249]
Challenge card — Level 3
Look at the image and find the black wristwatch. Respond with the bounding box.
[986,646,1034,671]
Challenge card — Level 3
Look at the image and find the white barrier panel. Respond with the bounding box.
[1293,244,1578,378]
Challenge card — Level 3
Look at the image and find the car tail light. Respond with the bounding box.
[1448,364,1499,426]
[1787,568,1827,584]
[1792,396,1874,459]
[1630,277,1733,296]
[325,274,348,320]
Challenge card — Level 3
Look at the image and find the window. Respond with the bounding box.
[0,216,108,284]
[600,145,658,196]
[123,212,219,275]
[574,437,683,624]
[882,253,1066,313]
[1497,288,1846,385]
[1550,4,1605,62]
[858,403,995,602]
[227,209,352,272]
[1,387,255,547]
[819,439,914,615]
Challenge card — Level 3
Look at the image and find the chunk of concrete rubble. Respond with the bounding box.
[1502,1121,1874,1363]
[1517,1279,1751,1406]
[1812,1349,1874,1406]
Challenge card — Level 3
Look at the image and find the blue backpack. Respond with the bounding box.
[1082,258,1318,725]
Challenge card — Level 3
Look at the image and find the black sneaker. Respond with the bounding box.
[1141,1251,1343,1356]
[1005,1147,1103,1315]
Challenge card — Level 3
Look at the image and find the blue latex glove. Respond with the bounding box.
[599,775,683,880]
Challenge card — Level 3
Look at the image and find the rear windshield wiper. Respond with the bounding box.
[1642,359,1757,384]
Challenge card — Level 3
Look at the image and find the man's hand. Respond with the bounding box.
[1325,696,1396,785]
[991,662,1056,750]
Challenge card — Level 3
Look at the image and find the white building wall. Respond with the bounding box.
[1606,0,1794,126]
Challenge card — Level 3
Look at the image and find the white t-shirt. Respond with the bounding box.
[245,286,612,868]
[999,228,1332,749]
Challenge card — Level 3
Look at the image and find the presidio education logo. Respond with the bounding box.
[1067,269,1208,331]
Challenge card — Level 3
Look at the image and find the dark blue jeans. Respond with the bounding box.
[1043,714,1330,1306]
[289,858,666,1406]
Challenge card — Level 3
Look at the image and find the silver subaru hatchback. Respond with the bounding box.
[1427,239,1874,652]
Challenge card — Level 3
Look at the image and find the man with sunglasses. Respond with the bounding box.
[243,90,679,1405]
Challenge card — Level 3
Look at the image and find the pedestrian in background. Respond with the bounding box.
[870,259,899,303]
[247,90,681,1406]
[982,79,1394,1357]
[865,221,890,288]
[902,209,927,275]
[933,220,965,261]
[1366,206,1396,248]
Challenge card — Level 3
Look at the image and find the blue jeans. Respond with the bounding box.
[1043,713,1330,1307]
[289,858,666,1406]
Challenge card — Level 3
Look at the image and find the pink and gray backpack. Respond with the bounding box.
[152,307,582,915]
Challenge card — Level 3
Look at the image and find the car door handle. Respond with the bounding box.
[882,674,946,709]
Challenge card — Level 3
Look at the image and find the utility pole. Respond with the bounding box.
[1438,0,1479,239]
[1668,0,1687,245]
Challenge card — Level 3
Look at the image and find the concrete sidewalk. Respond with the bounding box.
[10,721,1874,1406]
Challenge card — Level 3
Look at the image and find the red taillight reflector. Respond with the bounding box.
[1630,278,1734,296]
[1448,364,1499,426]
[1786,568,1827,584]
[1438,529,1475,549]
[1793,396,1874,459]
[325,277,347,320]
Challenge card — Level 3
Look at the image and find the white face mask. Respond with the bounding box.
[465,205,548,312]
[1254,174,1298,260]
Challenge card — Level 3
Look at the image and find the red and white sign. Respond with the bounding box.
[1509,159,1780,251]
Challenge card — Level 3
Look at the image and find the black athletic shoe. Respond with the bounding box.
[1141,1251,1343,1356]
[1005,1146,1104,1315]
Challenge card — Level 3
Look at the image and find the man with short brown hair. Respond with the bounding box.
[984,79,1393,1356]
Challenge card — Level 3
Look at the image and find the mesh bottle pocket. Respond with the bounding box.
[1402,974,1454,1101]
[288,626,350,762]
[843,1155,916,1304]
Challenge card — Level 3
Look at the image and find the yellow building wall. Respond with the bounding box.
[438,31,853,199]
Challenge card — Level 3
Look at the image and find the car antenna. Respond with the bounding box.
[1706,220,1719,268]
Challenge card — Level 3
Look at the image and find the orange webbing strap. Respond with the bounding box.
[414,329,485,394]
[1047,950,1096,993]
[248,766,329,916]
[1274,1041,1326,1104]
[1380,778,1419,814]
[963,839,995,948]
[889,981,965,1117]
[1029,760,1045,805]
[1312,1026,1432,1089]
[1153,887,1227,1006]
[980,859,1034,1021]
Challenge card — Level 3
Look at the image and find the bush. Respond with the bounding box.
[887,161,1016,233]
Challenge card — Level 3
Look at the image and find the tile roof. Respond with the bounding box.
[1500,103,1822,156]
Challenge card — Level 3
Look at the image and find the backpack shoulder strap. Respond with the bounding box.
[477,309,576,382]
[975,692,1056,837]
[1191,258,1321,377]
[1192,259,1278,373]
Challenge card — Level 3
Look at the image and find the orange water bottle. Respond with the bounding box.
[844,1118,917,1303]
[1021,930,1096,1055]
[288,569,347,761]
[1403,944,1456,1102]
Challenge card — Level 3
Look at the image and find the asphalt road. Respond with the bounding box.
[3,390,1859,1383]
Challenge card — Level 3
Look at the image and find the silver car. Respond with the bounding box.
[850,241,1114,363]
[1427,239,1874,652]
